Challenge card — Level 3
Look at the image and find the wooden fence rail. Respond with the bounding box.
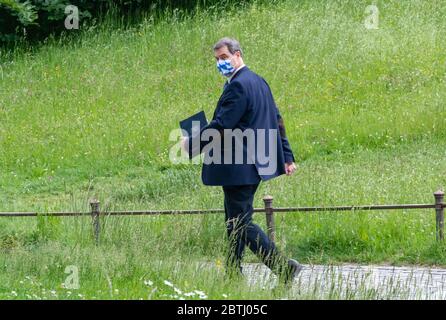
[0,190,444,245]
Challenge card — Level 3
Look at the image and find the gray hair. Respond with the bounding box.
[213,37,244,58]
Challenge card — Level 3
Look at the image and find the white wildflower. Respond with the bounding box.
[144,280,153,286]
[164,280,174,287]
[184,292,196,297]
[194,290,206,295]
[174,287,182,295]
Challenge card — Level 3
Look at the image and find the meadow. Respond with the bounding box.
[0,0,446,299]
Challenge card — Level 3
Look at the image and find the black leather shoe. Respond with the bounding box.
[283,259,303,286]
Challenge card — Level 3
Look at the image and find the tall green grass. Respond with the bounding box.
[1,0,445,186]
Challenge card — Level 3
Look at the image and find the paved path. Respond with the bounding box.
[203,262,446,299]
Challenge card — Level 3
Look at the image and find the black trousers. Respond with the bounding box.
[222,182,287,275]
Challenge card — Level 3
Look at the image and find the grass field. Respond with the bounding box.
[1,0,446,299]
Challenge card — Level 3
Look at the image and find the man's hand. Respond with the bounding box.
[285,162,297,176]
[180,136,189,154]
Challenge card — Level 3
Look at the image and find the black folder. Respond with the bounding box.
[179,110,208,138]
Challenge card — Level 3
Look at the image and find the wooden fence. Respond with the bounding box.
[0,190,444,245]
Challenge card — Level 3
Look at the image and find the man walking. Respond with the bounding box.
[182,37,302,285]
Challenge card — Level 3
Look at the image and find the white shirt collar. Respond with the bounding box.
[227,64,246,84]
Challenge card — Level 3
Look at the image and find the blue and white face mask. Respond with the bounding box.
[216,58,235,77]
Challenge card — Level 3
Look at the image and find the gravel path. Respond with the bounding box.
[203,262,446,299]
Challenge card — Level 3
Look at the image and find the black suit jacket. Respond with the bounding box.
[189,66,295,186]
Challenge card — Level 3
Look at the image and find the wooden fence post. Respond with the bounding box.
[263,195,276,242]
[434,190,445,242]
[90,199,100,245]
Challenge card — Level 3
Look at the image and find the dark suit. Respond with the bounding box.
[191,65,295,186]
[189,66,295,275]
